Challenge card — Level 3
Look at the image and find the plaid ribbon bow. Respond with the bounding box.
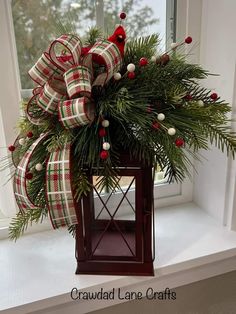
[13,32,124,229]
[28,34,122,129]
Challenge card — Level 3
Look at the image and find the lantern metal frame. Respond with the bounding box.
[75,153,155,276]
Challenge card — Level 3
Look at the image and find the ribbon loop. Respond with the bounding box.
[26,93,48,125]
[83,39,122,86]
[59,97,95,129]
[38,78,67,115]
[13,133,49,213]
[28,52,62,86]
[49,34,82,71]
[64,65,92,99]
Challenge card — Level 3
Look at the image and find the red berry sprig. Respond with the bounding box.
[139,57,148,67]
[128,72,135,79]
[26,172,33,180]
[8,145,15,152]
[99,128,106,137]
[100,150,109,160]
[152,122,160,130]
[120,12,126,20]
[185,36,192,44]
[210,92,218,101]
[175,138,185,147]
[185,94,192,101]
[27,131,33,138]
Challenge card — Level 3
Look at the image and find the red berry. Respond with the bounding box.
[152,122,160,129]
[210,92,218,100]
[120,12,126,19]
[100,150,109,160]
[139,57,148,67]
[146,105,152,113]
[26,172,33,180]
[185,36,192,44]
[128,72,135,79]
[8,145,15,152]
[175,138,185,147]
[27,131,33,138]
[99,128,106,137]
[185,94,192,101]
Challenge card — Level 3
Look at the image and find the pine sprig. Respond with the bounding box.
[124,34,159,65]
[9,206,47,241]
[202,124,236,157]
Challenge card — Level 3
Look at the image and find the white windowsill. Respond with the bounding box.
[1,202,236,314]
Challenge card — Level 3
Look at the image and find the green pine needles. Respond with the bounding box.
[5,28,236,240]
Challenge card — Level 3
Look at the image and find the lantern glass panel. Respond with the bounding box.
[90,175,137,258]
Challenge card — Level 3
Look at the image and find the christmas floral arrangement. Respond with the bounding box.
[5,13,236,240]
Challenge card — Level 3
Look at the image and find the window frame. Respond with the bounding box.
[0,0,193,236]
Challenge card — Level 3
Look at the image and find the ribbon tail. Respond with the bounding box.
[13,133,49,213]
[46,143,78,228]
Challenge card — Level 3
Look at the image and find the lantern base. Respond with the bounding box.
[76,261,154,276]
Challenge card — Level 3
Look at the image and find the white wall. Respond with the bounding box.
[193,0,236,227]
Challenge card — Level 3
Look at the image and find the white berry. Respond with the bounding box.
[127,63,135,72]
[157,113,165,121]
[35,163,43,171]
[114,72,122,80]
[197,100,204,107]
[151,55,157,62]
[171,42,178,49]
[168,128,176,136]
[19,138,25,145]
[102,120,109,128]
[102,142,110,150]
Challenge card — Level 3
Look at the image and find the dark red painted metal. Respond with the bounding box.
[75,153,154,276]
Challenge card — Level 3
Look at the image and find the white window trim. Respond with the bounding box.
[0,0,20,221]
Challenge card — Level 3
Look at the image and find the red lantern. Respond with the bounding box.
[75,152,154,276]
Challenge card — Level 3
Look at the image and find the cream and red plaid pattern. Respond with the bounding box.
[13,134,48,213]
[28,52,61,86]
[83,39,122,86]
[38,80,67,115]
[46,143,78,228]
[49,34,82,71]
[64,65,92,99]
[58,97,94,129]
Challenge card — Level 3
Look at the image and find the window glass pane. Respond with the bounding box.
[11,0,96,89]
[103,0,166,47]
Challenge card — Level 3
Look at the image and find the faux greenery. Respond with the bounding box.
[5,27,236,240]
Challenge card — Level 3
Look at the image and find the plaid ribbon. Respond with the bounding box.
[27,34,123,129]
[18,31,124,229]
[59,97,95,129]
[64,65,92,99]
[28,52,62,86]
[38,79,67,115]
[13,133,48,213]
[83,39,122,86]
[46,143,78,228]
[49,34,82,72]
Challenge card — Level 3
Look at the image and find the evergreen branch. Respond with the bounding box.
[9,205,47,241]
[202,124,236,158]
